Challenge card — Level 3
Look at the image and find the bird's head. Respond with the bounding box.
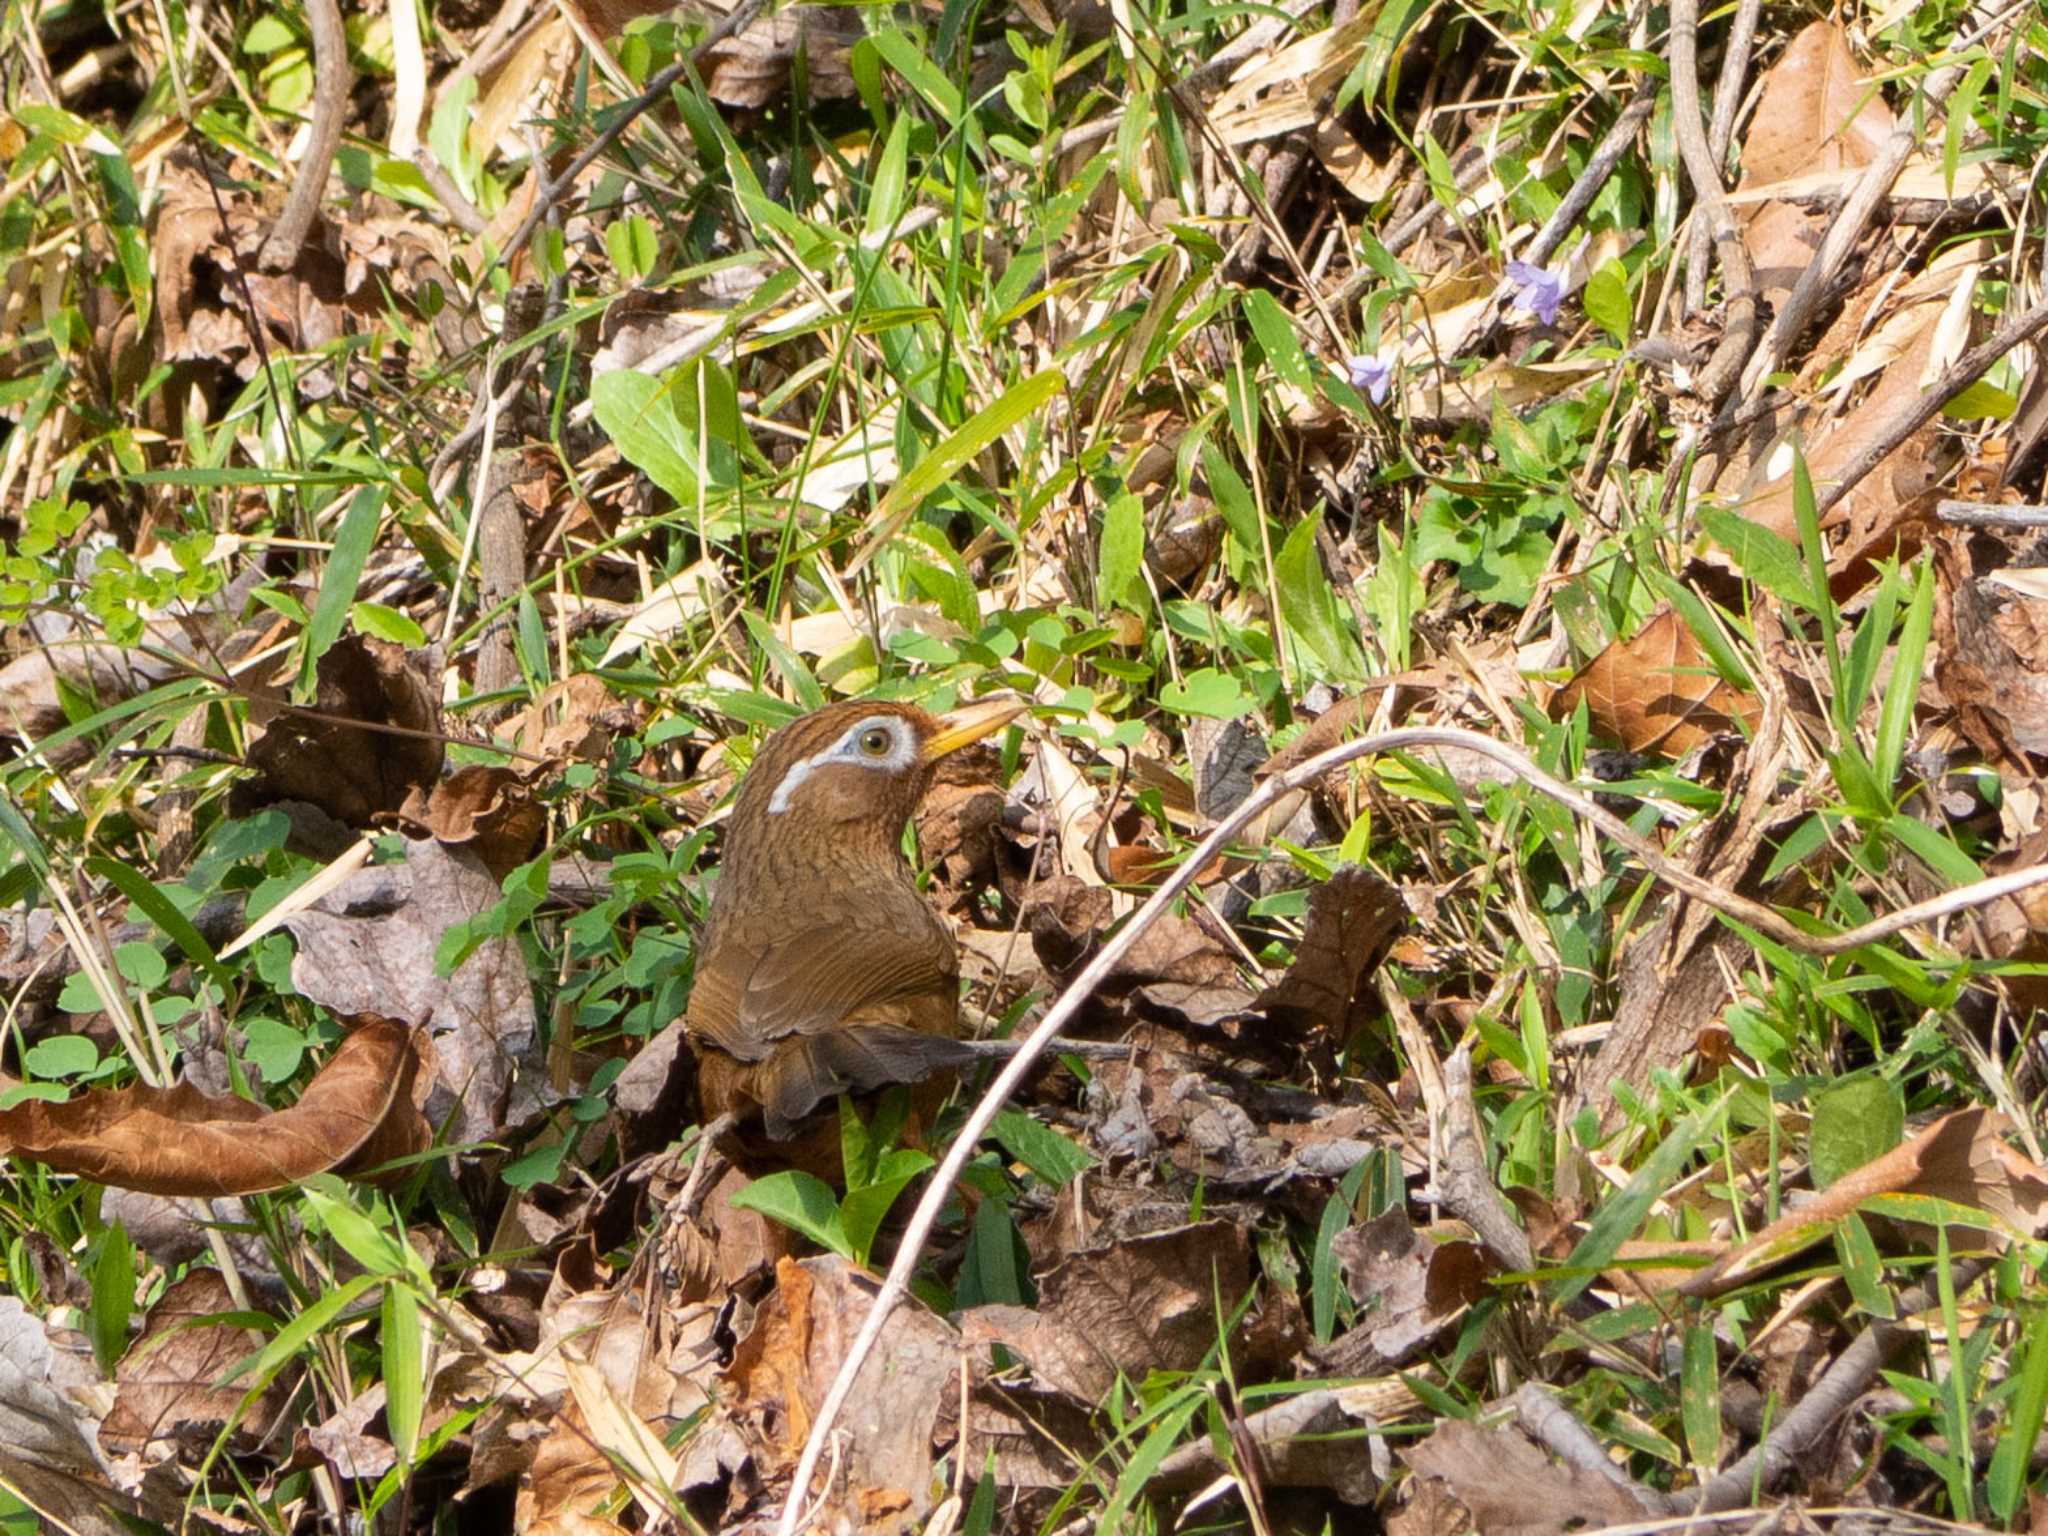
[724,696,1024,870]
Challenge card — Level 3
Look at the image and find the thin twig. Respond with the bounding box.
[258,0,349,272]
[430,352,543,494]
[1670,0,1759,406]
[493,55,691,278]
[490,0,775,286]
[1683,0,1761,312]
[1522,89,1659,274]
[774,725,2048,1533]
[1936,499,2048,529]
[411,148,489,236]
[1462,88,1658,352]
[1813,297,2048,523]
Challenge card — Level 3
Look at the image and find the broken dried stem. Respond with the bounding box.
[257,0,348,273]
[1670,0,1759,406]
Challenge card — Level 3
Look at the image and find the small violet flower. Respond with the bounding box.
[1506,260,1566,326]
[1343,352,1393,405]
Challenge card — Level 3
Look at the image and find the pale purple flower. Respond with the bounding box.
[1506,260,1565,325]
[1343,352,1393,405]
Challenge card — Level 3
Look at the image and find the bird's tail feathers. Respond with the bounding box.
[759,1026,976,1139]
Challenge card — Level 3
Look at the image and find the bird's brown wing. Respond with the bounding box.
[688,911,964,1137]
[687,907,957,1062]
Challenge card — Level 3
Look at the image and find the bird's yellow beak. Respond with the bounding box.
[922,697,1027,761]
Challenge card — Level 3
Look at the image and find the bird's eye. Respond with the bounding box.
[858,727,892,756]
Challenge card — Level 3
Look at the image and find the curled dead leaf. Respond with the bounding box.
[0,1014,429,1196]
[236,635,443,827]
[1312,1209,1488,1375]
[393,762,549,880]
[1256,866,1405,1040]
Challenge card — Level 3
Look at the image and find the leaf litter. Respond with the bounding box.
[6,0,2048,1531]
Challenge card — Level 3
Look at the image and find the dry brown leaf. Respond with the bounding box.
[235,634,444,828]
[1735,21,1893,308]
[99,1270,287,1463]
[2004,351,2048,490]
[393,763,549,880]
[0,1015,426,1196]
[1552,607,1761,755]
[1682,1106,2048,1296]
[915,741,1008,899]
[1312,116,1399,203]
[1403,359,1608,424]
[1936,532,2048,765]
[727,1254,818,1459]
[508,1236,739,1531]
[727,1256,957,1536]
[283,836,549,1145]
[700,5,862,108]
[468,15,575,167]
[1396,1419,1654,1536]
[303,1385,396,1481]
[1256,866,1405,1040]
[513,1397,636,1536]
[1311,1209,1488,1375]
[1150,1383,1386,1504]
[1973,827,2048,1014]
[152,169,365,383]
[502,673,632,764]
[961,1220,1272,1403]
[1025,874,1255,1031]
[0,1296,173,1535]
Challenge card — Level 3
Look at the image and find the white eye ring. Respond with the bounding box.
[767,714,917,814]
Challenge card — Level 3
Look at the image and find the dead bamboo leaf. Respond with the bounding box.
[1681,1107,2048,1296]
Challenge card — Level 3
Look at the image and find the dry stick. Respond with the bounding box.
[1682,0,1761,313]
[1523,89,1659,274]
[1685,1256,1995,1513]
[1460,88,1658,351]
[1937,498,2048,529]
[412,148,489,236]
[775,725,2048,1534]
[429,353,542,494]
[1729,0,2024,406]
[470,448,530,710]
[1812,296,2048,524]
[257,0,347,272]
[1513,1383,1654,1502]
[1670,0,1759,408]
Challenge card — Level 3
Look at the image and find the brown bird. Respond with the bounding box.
[685,695,1024,1163]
